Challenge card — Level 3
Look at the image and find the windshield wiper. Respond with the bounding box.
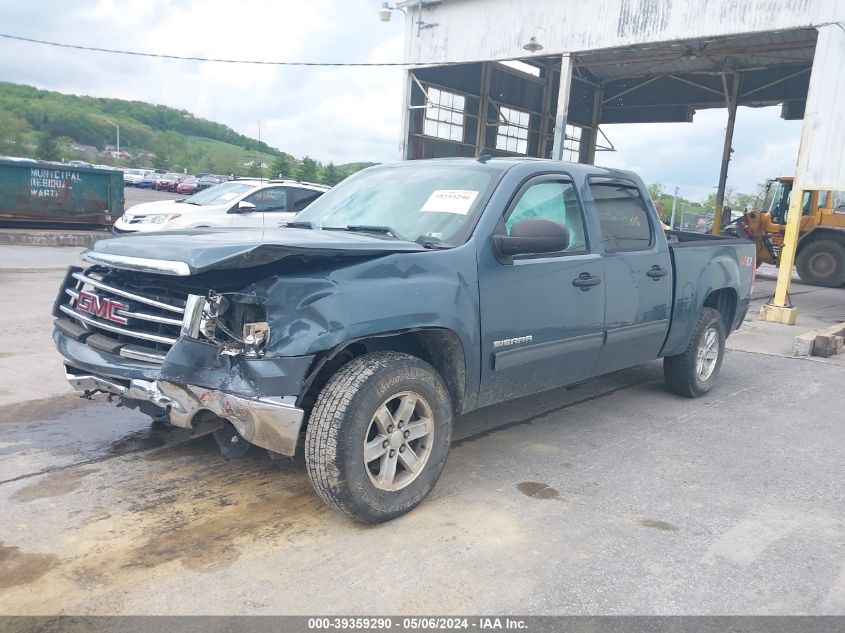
[325,224,407,240]
[284,220,315,229]
[415,236,454,249]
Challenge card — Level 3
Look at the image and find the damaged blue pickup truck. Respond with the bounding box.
[52,158,755,522]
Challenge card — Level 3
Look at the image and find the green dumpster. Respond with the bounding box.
[0,158,124,227]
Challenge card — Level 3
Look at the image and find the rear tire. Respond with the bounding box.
[305,351,453,523]
[664,307,725,398]
[795,240,845,287]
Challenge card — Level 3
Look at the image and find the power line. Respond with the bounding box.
[0,31,460,67]
[4,22,842,69]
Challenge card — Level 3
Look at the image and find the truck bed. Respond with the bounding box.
[661,231,756,357]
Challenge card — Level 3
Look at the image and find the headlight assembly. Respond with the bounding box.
[140,213,181,224]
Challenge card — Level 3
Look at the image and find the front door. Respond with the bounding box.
[478,176,605,407]
[227,186,288,228]
[587,178,672,375]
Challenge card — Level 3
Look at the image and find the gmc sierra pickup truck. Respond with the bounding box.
[52,158,755,522]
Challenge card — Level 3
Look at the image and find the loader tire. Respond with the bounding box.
[795,240,845,287]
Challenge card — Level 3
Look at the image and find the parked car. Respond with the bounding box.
[138,172,160,189]
[122,168,148,187]
[155,173,184,192]
[197,174,225,190]
[112,179,328,233]
[54,159,755,522]
[175,177,200,195]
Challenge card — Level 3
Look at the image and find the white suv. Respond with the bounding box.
[112,179,329,234]
[122,168,151,187]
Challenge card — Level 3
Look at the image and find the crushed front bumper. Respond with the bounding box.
[64,366,306,457]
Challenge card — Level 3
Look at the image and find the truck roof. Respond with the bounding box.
[374,157,642,182]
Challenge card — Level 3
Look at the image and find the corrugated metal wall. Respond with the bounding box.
[403,0,843,63]
[795,24,845,190]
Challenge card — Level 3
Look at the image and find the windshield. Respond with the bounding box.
[183,182,254,205]
[294,164,497,245]
[768,179,792,223]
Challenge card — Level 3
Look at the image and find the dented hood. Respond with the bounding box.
[84,227,427,275]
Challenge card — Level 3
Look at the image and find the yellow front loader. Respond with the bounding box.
[729,177,845,287]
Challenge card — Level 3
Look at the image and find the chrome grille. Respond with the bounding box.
[56,267,190,364]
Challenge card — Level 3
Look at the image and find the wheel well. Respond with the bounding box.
[797,228,845,253]
[703,288,737,334]
[301,329,467,415]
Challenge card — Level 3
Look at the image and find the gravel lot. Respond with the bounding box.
[0,246,843,616]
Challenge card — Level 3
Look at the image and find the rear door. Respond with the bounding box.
[288,187,324,217]
[588,178,672,374]
[477,175,605,407]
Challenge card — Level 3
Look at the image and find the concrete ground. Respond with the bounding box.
[0,246,843,615]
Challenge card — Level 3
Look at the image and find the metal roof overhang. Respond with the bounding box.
[549,28,817,125]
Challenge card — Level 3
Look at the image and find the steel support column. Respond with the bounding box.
[711,72,740,235]
[551,55,573,161]
[399,69,414,160]
[475,62,491,154]
[578,83,603,164]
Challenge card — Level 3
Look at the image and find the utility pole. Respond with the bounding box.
[103,118,119,156]
[257,120,263,180]
[670,186,679,230]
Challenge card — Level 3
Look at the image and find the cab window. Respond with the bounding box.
[589,182,653,252]
[504,180,587,255]
[244,187,287,212]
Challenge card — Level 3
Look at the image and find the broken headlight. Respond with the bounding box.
[186,291,270,358]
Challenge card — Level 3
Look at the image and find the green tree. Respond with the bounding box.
[646,182,664,201]
[0,110,30,155]
[150,146,169,171]
[296,156,319,182]
[273,154,295,179]
[35,132,60,161]
[322,162,340,186]
[210,148,239,176]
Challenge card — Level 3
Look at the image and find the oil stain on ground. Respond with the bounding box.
[636,517,678,531]
[0,394,87,424]
[12,467,99,503]
[517,481,562,500]
[0,543,59,589]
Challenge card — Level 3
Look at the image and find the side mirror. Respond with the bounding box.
[493,218,569,258]
[236,201,256,213]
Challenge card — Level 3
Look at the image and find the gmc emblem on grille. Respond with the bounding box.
[76,290,128,325]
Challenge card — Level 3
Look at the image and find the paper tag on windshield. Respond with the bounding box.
[421,190,479,215]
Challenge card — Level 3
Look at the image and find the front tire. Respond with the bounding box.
[664,307,725,398]
[795,240,845,287]
[305,352,453,523]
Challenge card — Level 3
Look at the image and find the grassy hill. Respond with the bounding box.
[0,81,375,184]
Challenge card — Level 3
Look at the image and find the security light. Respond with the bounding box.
[523,36,544,53]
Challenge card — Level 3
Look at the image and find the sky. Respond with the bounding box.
[0,0,804,201]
